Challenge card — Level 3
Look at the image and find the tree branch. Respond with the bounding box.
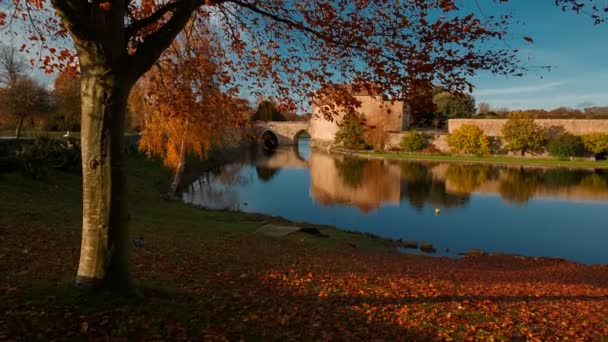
[125,0,182,39]
[127,0,199,81]
[51,0,90,42]
[224,0,361,51]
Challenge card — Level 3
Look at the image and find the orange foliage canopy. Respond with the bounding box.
[2,0,526,109]
[131,18,247,171]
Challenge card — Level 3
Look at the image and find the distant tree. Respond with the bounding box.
[477,102,491,115]
[549,107,583,118]
[400,130,431,152]
[0,76,51,137]
[0,43,27,86]
[406,80,436,127]
[501,112,547,156]
[582,133,608,159]
[433,91,476,124]
[334,114,368,150]
[447,124,491,156]
[583,107,608,117]
[251,100,285,121]
[52,70,81,131]
[548,133,585,160]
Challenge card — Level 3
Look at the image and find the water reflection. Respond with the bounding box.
[182,143,608,263]
[184,146,608,209]
[310,154,401,213]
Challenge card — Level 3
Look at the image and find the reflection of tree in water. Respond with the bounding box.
[580,171,608,192]
[498,167,608,205]
[445,164,496,193]
[543,168,586,188]
[183,163,249,209]
[399,162,469,209]
[256,166,281,182]
[334,157,367,188]
[498,168,542,206]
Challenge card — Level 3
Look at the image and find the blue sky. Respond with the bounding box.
[461,0,608,110]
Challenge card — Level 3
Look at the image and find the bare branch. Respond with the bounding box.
[125,0,182,39]
[127,0,199,81]
[50,0,90,41]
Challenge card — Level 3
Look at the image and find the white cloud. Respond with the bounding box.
[473,81,566,97]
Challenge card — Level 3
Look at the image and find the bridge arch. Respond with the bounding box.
[260,130,279,150]
[293,129,311,160]
[293,129,310,142]
[253,121,311,146]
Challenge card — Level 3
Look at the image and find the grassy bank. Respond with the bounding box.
[355,150,608,168]
[2,154,608,340]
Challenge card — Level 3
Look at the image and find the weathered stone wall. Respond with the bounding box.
[449,119,608,136]
[384,132,449,152]
[309,95,406,146]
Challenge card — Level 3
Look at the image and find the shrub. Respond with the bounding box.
[17,136,81,178]
[365,125,387,152]
[334,113,368,150]
[421,144,443,155]
[501,112,547,156]
[400,130,431,152]
[446,124,491,156]
[548,133,585,160]
[582,133,608,159]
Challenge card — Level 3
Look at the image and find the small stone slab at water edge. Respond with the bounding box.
[256,224,302,238]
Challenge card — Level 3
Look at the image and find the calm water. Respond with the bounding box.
[183,138,608,264]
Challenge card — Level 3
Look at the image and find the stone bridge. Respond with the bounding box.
[253,121,310,146]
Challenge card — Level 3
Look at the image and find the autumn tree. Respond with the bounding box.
[334,114,368,150]
[582,133,608,159]
[2,0,523,291]
[52,69,81,131]
[0,76,51,137]
[447,124,491,156]
[135,18,245,197]
[502,112,547,156]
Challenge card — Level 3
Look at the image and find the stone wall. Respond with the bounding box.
[310,95,406,145]
[449,119,608,137]
[385,132,449,152]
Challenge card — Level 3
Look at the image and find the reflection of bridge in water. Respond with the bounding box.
[255,147,309,169]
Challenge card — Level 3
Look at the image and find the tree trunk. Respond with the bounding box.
[14,115,24,138]
[76,72,133,292]
[169,119,189,197]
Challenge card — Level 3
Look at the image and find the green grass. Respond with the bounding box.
[360,151,608,168]
[0,153,392,250]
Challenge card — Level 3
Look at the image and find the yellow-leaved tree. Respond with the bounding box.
[130,18,247,196]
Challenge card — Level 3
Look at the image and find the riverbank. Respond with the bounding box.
[347,149,608,169]
[2,155,608,340]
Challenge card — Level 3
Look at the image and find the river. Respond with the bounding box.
[183,137,608,264]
